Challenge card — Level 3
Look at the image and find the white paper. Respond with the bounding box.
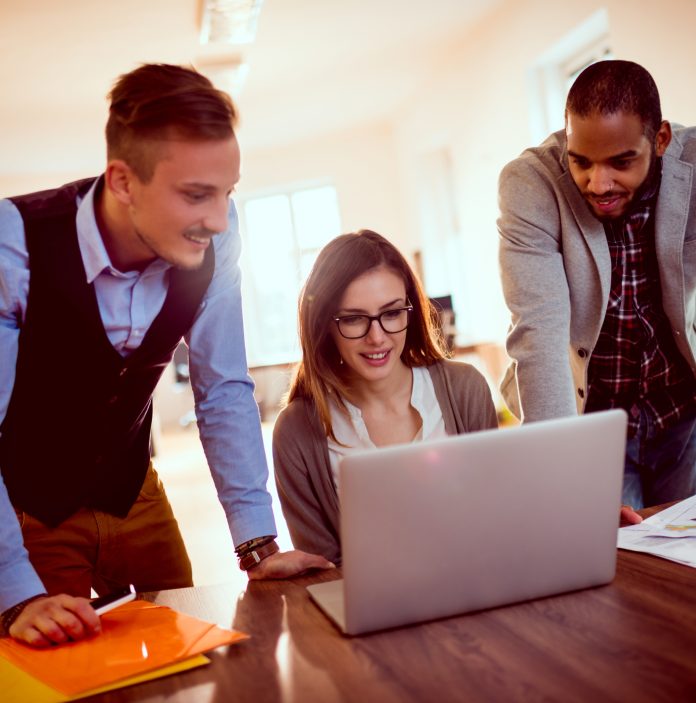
[617,494,696,568]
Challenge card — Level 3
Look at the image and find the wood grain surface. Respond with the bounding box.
[78,534,696,703]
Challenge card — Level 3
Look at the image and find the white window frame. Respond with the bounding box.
[528,9,612,144]
[237,181,341,367]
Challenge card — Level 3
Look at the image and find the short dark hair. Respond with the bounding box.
[565,60,662,141]
[105,63,237,181]
[288,229,447,441]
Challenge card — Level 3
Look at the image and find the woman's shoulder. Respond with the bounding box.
[274,396,316,434]
[275,395,332,447]
[273,397,324,469]
[427,359,497,431]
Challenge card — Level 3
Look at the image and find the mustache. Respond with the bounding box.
[183,227,218,238]
[586,191,627,199]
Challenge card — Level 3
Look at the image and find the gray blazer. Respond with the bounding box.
[498,124,696,421]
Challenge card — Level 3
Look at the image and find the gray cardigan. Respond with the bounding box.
[272,359,498,563]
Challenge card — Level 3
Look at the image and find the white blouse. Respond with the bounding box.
[327,366,447,490]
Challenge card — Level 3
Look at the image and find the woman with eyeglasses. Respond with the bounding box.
[272,230,498,563]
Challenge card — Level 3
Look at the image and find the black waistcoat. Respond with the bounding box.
[0,178,215,527]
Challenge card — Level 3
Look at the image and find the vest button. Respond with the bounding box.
[578,388,585,398]
[119,367,127,377]
[108,395,118,404]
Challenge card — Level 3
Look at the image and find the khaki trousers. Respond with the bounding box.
[14,465,193,597]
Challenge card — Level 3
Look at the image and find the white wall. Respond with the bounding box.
[6,0,695,351]
[240,0,696,348]
[238,121,412,253]
[395,0,696,345]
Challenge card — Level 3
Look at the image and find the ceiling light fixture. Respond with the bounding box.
[199,0,264,46]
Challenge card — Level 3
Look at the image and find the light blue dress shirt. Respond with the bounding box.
[0,179,276,611]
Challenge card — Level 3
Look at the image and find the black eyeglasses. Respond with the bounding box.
[332,304,413,339]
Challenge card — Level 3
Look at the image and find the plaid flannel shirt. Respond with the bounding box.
[585,168,696,437]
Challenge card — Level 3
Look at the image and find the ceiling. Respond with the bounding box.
[0,0,503,178]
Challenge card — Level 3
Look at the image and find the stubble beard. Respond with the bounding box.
[585,147,660,223]
[134,227,215,271]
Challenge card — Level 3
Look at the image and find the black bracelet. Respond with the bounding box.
[235,535,275,558]
[1,593,48,635]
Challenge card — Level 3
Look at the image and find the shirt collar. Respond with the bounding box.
[76,176,171,283]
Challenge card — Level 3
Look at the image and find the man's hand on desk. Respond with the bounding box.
[247,550,335,580]
[7,593,101,648]
[620,505,643,527]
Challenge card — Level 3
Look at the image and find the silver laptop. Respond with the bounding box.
[307,409,627,635]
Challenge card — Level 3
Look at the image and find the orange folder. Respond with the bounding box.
[0,600,248,695]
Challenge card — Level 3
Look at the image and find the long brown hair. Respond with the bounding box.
[287,229,447,440]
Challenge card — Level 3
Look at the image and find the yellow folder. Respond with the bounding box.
[2,653,210,703]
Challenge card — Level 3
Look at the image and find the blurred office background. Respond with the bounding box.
[3,0,695,585]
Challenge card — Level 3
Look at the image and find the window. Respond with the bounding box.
[562,40,613,97]
[238,184,341,366]
[528,9,612,143]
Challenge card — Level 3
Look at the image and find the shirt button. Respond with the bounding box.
[578,388,585,398]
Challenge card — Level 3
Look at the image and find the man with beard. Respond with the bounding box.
[0,63,331,648]
[498,60,696,514]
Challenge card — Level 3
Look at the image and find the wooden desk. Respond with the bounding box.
[81,542,696,703]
